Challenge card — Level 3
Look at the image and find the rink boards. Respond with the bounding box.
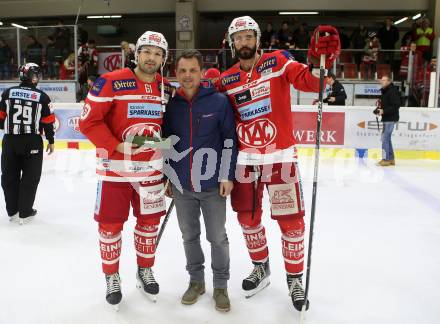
[14,103,440,160]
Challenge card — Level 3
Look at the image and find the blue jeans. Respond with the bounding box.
[172,185,230,288]
[382,122,396,160]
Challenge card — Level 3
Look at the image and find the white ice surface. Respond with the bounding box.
[1,150,440,324]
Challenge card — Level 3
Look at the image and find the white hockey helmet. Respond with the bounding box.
[135,31,168,65]
[227,16,261,56]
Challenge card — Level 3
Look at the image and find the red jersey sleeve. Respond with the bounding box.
[277,50,320,93]
[79,75,120,156]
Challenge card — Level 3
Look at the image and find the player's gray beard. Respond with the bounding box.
[236,46,257,60]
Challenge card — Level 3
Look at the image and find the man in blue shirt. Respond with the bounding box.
[163,49,237,312]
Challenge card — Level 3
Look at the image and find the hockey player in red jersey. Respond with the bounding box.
[219,16,340,311]
[79,31,173,309]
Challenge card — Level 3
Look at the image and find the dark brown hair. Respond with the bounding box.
[176,49,203,69]
[327,72,337,80]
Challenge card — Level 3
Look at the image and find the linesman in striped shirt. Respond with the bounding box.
[0,63,55,224]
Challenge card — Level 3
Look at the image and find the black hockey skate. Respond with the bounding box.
[17,209,37,225]
[242,260,270,298]
[287,274,309,311]
[136,267,159,302]
[105,273,122,311]
[9,212,19,223]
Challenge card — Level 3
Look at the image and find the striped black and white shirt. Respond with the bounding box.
[0,83,55,144]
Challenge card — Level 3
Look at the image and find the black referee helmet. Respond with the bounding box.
[18,63,42,84]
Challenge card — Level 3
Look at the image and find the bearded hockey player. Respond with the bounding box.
[219,16,340,311]
[79,31,173,309]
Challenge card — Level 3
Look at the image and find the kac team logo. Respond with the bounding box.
[236,118,277,148]
[235,19,246,28]
[104,54,122,72]
[122,123,162,151]
[149,34,162,44]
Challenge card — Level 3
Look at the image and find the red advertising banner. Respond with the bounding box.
[98,52,122,75]
[292,111,345,146]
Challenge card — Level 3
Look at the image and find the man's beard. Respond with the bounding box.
[236,46,257,60]
[139,61,160,75]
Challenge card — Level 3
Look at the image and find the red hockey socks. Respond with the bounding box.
[99,223,123,275]
[134,220,159,268]
[238,212,269,263]
[278,218,305,275]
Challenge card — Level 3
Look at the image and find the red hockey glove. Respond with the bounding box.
[308,25,341,69]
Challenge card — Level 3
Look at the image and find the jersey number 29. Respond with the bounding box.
[12,103,33,125]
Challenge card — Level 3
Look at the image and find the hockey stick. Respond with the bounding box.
[156,198,175,247]
[128,136,173,248]
[300,52,326,324]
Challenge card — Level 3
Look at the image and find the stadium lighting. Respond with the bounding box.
[0,21,3,26]
[87,15,122,19]
[278,12,319,15]
[412,13,422,20]
[394,17,408,25]
[11,23,28,29]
